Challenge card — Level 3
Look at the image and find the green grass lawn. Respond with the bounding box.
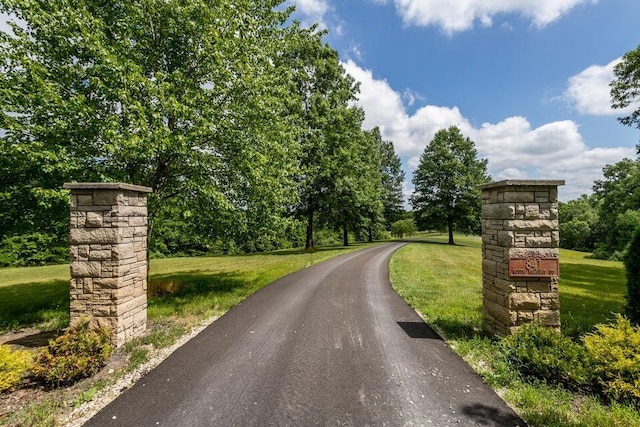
[559,249,626,337]
[391,233,627,338]
[0,264,70,332]
[2,236,636,426]
[1,242,385,426]
[0,243,381,333]
[390,232,639,427]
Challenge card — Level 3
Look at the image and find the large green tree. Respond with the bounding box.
[558,194,599,252]
[611,43,640,129]
[592,156,640,258]
[324,116,384,246]
[280,24,362,249]
[372,127,405,229]
[0,0,300,251]
[410,126,490,245]
[625,229,640,324]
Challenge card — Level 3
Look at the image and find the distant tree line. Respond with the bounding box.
[559,155,640,261]
[559,40,640,326]
[0,0,405,266]
[560,41,640,262]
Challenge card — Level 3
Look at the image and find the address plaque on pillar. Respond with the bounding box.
[509,257,559,278]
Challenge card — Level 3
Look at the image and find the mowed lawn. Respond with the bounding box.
[559,250,626,337]
[389,233,636,427]
[1,235,624,336]
[390,233,626,339]
[0,243,381,333]
[1,235,634,425]
[0,264,70,332]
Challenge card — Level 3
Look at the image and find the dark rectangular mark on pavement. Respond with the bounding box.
[397,321,442,340]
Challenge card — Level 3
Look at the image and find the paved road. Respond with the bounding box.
[85,243,524,426]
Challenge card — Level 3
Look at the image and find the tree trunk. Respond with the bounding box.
[368,225,373,242]
[343,222,349,246]
[305,205,314,250]
[447,215,455,245]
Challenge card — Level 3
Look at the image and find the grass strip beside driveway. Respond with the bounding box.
[0,243,382,334]
[389,233,640,427]
[1,242,384,426]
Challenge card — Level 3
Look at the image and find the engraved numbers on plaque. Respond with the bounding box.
[509,257,559,278]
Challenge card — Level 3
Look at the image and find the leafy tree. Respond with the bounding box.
[321,108,383,246]
[411,126,490,245]
[615,209,640,244]
[390,219,416,238]
[372,127,405,229]
[280,25,362,249]
[558,194,599,225]
[560,220,591,251]
[0,0,300,254]
[0,0,391,260]
[592,157,640,258]
[360,128,386,243]
[558,194,599,251]
[611,43,640,129]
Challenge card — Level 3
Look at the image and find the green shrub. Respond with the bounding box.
[584,315,640,406]
[625,228,640,324]
[610,250,627,262]
[559,219,593,251]
[0,233,68,267]
[503,323,593,391]
[390,219,417,238]
[0,345,32,392]
[590,244,612,260]
[32,321,113,387]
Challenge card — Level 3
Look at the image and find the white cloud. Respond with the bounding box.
[402,88,425,107]
[496,167,528,180]
[343,59,634,201]
[0,14,10,33]
[346,43,363,61]
[565,58,639,116]
[288,0,330,27]
[381,0,597,34]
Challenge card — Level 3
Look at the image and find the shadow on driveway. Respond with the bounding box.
[462,403,526,426]
[397,321,443,340]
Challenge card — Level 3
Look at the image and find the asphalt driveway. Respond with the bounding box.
[85,242,524,426]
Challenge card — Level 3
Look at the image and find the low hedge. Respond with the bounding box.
[0,345,32,393]
[504,317,640,407]
[32,321,112,387]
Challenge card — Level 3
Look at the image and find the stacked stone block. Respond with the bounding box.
[64,183,152,347]
[478,180,564,336]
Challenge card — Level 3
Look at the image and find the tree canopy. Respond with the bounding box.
[390,219,416,239]
[410,126,490,245]
[611,43,640,129]
[1,0,299,241]
[374,127,405,229]
[281,24,364,249]
[0,0,405,264]
[558,195,599,252]
[592,156,640,258]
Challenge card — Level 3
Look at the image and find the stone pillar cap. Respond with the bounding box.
[478,179,565,190]
[64,182,153,193]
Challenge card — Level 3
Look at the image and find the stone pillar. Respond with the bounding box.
[63,182,152,347]
[478,180,564,336]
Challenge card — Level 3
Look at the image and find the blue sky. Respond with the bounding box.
[289,0,640,201]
